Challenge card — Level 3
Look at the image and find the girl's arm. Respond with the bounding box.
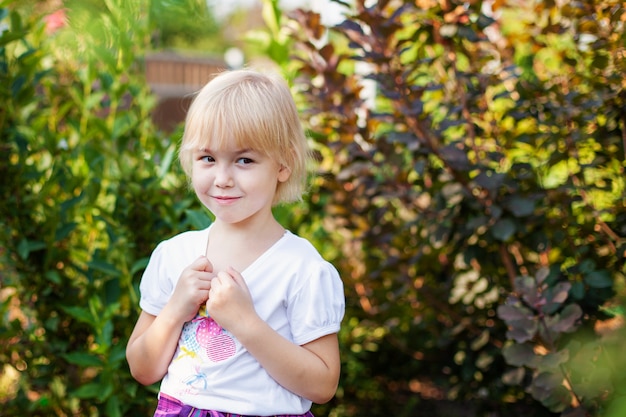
[239,321,341,403]
[207,267,341,403]
[126,256,214,385]
[126,310,181,385]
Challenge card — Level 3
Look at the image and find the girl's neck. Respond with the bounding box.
[206,217,286,273]
[210,214,285,248]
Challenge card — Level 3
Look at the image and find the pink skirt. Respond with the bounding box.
[153,392,315,417]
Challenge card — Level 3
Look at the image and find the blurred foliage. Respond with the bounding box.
[149,0,224,52]
[1,0,626,416]
[257,0,625,415]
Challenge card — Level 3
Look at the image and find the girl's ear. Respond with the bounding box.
[277,164,292,183]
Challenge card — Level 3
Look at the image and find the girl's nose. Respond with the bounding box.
[214,164,234,188]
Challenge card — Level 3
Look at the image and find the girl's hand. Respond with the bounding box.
[206,266,257,334]
[169,256,214,323]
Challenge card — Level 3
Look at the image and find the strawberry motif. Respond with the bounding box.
[195,317,236,362]
[207,334,236,362]
[195,317,221,346]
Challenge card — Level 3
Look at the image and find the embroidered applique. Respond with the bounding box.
[178,315,236,363]
[196,317,236,362]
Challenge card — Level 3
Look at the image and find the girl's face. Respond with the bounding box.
[191,142,291,226]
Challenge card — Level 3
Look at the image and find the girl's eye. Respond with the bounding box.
[200,155,215,163]
[237,157,254,165]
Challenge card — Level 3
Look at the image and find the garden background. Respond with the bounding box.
[1,0,625,416]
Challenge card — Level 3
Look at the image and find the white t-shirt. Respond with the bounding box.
[139,226,345,415]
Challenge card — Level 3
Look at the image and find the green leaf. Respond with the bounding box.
[158,143,177,179]
[45,270,62,285]
[55,222,77,241]
[97,320,114,348]
[533,349,569,372]
[577,258,595,274]
[62,306,96,327]
[61,194,85,211]
[10,9,23,33]
[570,281,585,300]
[502,343,535,367]
[11,73,26,96]
[112,113,132,139]
[17,238,46,260]
[62,352,103,367]
[106,395,122,417]
[584,270,613,288]
[87,259,122,277]
[0,28,27,47]
[261,0,281,36]
[84,91,105,110]
[107,343,127,366]
[491,218,516,242]
[104,278,121,305]
[72,382,103,399]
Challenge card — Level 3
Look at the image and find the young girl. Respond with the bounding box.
[126,69,345,417]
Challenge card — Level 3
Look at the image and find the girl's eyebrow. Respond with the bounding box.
[194,147,257,155]
[234,148,255,155]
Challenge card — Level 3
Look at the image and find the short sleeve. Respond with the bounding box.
[139,242,174,316]
[287,260,345,345]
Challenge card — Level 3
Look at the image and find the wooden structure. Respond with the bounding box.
[145,52,226,132]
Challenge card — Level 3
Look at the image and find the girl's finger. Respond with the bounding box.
[191,256,213,273]
[225,266,247,288]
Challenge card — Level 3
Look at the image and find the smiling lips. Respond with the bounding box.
[212,195,240,204]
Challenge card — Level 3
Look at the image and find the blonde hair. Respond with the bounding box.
[179,69,310,205]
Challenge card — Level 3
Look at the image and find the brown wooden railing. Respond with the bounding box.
[145,52,226,132]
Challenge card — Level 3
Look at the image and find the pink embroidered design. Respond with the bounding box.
[195,317,236,362]
[207,334,236,362]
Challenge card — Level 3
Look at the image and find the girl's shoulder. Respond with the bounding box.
[273,232,340,280]
[278,231,325,259]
